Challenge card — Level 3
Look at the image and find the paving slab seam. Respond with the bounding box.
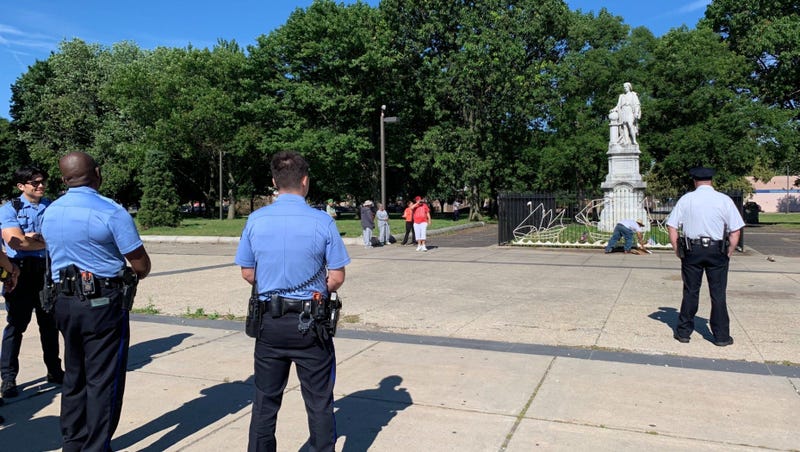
[498,356,556,451]
[519,416,789,451]
[594,268,633,348]
[171,411,252,451]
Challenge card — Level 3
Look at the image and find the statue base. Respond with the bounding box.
[598,142,648,232]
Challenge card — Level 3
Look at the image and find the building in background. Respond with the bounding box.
[747,176,800,212]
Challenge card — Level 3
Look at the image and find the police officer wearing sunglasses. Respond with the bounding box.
[0,166,64,399]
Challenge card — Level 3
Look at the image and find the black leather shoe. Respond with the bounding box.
[47,370,65,384]
[1,380,18,398]
[713,337,734,347]
[673,333,690,343]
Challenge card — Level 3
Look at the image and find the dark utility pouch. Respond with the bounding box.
[245,288,263,338]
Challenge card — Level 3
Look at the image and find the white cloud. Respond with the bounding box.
[0,23,58,50]
[676,0,712,15]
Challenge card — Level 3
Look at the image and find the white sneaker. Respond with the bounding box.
[421,246,428,251]
[416,245,422,251]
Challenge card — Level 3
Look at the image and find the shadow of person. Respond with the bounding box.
[648,307,713,341]
[112,376,254,451]
[0,332,196,449]
[127,332,193,371]
[326,375,413,452]
[0,383,61,450]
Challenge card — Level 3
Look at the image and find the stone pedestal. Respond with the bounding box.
[599,113,648,231]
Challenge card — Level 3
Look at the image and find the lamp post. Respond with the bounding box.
[219,150,224,220]
[379,105,399,209]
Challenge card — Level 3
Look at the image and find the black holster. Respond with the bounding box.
[117,267,139,311]
[245,287,263,338]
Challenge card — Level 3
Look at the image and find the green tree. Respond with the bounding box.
[0,118,29,198]
[703,0,800,112]
[643,27,791,192]
[381,0,572,219]
[246,0,394,204]
[137,149,181,228]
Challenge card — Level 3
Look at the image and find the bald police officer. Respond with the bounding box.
[42,152,151,451]
[236,151,350,452]
[666,167,744,346]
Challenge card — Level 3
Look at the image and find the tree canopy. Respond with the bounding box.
[2,0,796,224]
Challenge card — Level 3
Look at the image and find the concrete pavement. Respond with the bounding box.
[1,228,799,451]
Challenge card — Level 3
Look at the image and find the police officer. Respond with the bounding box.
[666,167,745,346]
[0,166,64,398]
[235,151,350,452]
[41,152,151,451]
[0,249,20,421]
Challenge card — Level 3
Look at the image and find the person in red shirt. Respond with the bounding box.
[412,196,431,251]
[400,201,416,246]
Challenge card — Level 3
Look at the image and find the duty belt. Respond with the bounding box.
[268,295,313,318]
[10,256,46,271]
[689,238,722,246]
[55,276,124,295]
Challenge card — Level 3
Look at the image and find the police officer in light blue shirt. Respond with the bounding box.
[667,167,745,347]
[236,151,350,452]
[41,152,151,451]
[0,166,63,399]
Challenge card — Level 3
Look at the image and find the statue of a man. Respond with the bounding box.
[611,82,641,145]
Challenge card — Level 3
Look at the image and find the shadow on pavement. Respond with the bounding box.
[112,377,253,451]
[649,306,714,342]
[325,375,413,452]
[128,332,193,371]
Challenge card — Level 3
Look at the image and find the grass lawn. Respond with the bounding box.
[138,215,475,237]
[755,212,800,230]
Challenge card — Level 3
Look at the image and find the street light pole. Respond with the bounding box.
[379,105,399,210]
[219,150,223,220]
[380,105,386,209]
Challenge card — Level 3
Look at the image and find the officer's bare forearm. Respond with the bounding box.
[728,229,741,256]
[2,228,46,251]
[241,267,255,285]
[668,226,680,256]
[327,268,345,293]
[125,246,151,279]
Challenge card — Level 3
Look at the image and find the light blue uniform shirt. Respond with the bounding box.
[235,194,351,300]
[41,186,143,282]
[666,185,745,240]
[0,196,50,259]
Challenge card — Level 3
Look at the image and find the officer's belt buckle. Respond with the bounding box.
[700,237,711,248]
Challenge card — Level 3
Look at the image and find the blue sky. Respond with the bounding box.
[0,0,710,119]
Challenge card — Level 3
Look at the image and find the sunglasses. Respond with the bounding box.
[26,180,46,187]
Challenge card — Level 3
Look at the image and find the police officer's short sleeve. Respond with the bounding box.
[235,221,256,268]
[110,210,144,255]
[0,202,18,230]
[324,220,350,270]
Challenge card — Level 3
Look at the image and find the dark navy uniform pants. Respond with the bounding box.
[249,313,336,452]
[53,287,129,452]
[1,259,61,382]
[677,245,731,341]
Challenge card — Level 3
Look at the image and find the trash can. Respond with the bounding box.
[743,202,760,224]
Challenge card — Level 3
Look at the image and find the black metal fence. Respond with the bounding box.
[497,190,743,248]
